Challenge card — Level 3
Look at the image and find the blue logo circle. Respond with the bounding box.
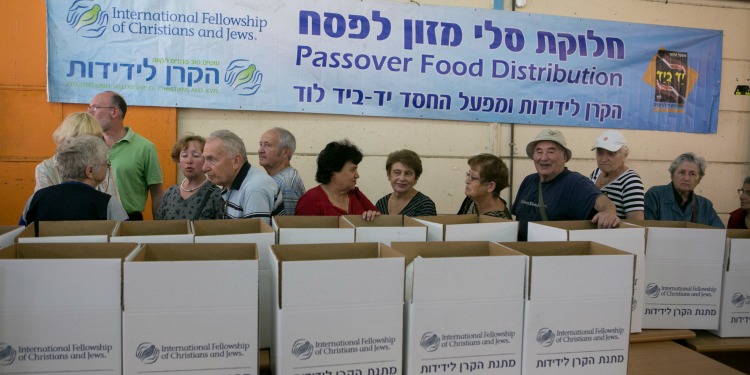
[645,283,660,298]
[136,342,159,364]
[420,332,440,352]
[732,293,746,308]
[0,343,17,366]
[292,339,313,360]
[225,59,263,96]
[537,328,555,347]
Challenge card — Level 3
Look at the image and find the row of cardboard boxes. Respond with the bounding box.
[0,216,748,373]
[1,240,632,375]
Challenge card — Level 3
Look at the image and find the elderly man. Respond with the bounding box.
[88,91,163,220]
[511,128,620,240]
[203,129,284,223]
[258,127,306,215]
[22,135,128,224]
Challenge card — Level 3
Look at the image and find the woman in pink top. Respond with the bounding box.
[295,139,379,221]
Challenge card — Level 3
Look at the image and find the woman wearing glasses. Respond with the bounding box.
[644,152,724,228]
[34,112,120,201]
[156,135,224,220]
[728,177,750,229]
[457,153,512,218]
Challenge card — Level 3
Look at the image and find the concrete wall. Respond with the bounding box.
[179,0,750,223]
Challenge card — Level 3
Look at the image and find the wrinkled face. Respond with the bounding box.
[332,161,359,191]
[671,161,701,196]
[87,92,117,132]
[180,141,205,180]
[258,130,286,170]
[740,183,750,210]
[388,162,417,194]
[595,148,626,175]
[533,141,566,182]
[202,139,239,187]
[464,165,490,200]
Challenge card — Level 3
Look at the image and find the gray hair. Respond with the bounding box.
[273,127,297,160]
[668,152,707,178]
[56,135,109,181]
[207,129,247,162]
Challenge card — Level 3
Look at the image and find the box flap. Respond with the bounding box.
[272,243,403,308]
[17,220,117,243]
[124,243,257,310]
[0,243,138,310]
[387,242,526,302]
[0,225,23,247]
[496,241,634,299]
[643,226,726,262]
[727,238,750,272]
[527,222,570,242]
[192,218,273,236]
[114,220,192,236]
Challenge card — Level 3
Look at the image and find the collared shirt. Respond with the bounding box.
[221,161,284,224]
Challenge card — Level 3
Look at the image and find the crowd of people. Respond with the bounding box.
[21,91,744,237]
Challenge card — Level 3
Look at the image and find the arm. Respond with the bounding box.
[149,183,164,218]
[625,210,645,220]
[644,188,659,220]
[591,194,621,228]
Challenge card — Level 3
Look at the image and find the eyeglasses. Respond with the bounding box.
[88,105,115,112]
[739,188,747,196]
[465,171,481,182]
[106,161,111,168]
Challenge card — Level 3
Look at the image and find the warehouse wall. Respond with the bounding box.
[1,0,748,224]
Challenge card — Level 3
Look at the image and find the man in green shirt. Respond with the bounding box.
[88,91,164,220]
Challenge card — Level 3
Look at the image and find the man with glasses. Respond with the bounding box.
[511,128,620,240]
[203,129,284,223]
[88,91,164,220]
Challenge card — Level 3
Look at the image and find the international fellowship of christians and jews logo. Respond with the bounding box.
[136,343,159,364]
[225,59,263,96]
[732,293,747,308]
[536,328,555,347]
[0,343,17,366]
[420,332,440,352]
[292,339,313,360]
[67,0,108,38]
[646,283,661,299]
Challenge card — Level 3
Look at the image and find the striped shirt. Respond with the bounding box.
[375,191,437,216]
[589,168,645,219]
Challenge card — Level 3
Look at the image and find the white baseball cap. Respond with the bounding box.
[592,130,627,152]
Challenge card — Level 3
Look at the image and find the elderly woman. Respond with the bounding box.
[457,153,511,218]
[296,139,379,220]
[589,130,645,220]
[728,176,750,229]
[156,135,223,220]
[22,135,128,224]
[375,149,436,216]
[35,112,119,201]
[645,152,723,228]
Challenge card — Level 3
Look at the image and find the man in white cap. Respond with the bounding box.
[511,128,620,240]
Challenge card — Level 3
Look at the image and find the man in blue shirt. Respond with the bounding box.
[511,128,620,240]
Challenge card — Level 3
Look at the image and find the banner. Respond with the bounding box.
[47,0,723,133]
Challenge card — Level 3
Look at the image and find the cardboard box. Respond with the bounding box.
[0,242,138,375]
[110,220,193,243]
[342,215,427,245]
[16,220,117,243]
[414,215,518,242]
[270,242,405,375]
[710,229,750,337]
[272,216,354,244]
[496,241,634,375]
[122,243,258,374]
[192,219,276,349]
[527,221,646,333]
[0,225,23,247]
[626,220,726,329]
[387,241,527,375]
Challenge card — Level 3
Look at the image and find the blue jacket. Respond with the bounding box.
[644,183,724,228]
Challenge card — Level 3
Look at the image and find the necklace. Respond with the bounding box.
[180,178,208,192]
[321,185,349,212]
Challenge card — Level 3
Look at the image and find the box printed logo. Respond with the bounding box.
[732,293,747,308]
[419,332,440,352]
[292,339,313,360]
[67,0,108,38]
[136,343,159,364]
[646,283,660,298]
[0,344,17,366]
[536,328,555,347]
